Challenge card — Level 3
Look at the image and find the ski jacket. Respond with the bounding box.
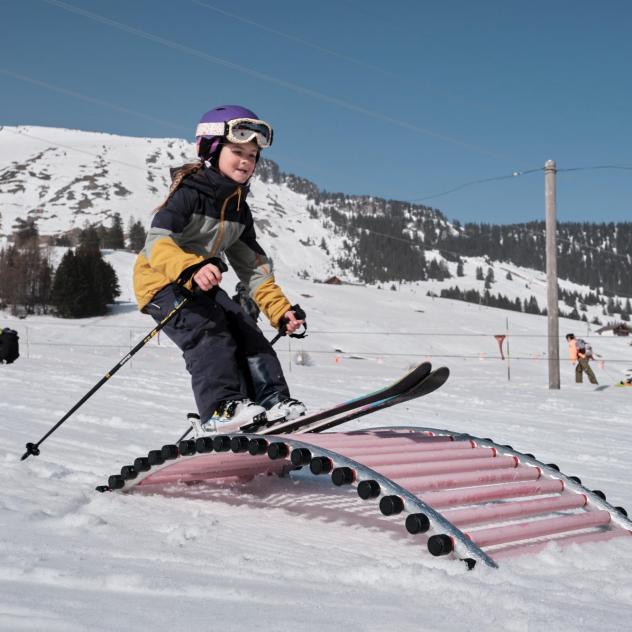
[133,166,291,327]
[567,338,591,361]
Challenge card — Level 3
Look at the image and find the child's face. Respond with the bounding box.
[217,141,258,183]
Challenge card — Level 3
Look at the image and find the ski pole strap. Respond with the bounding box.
[270,304,307,346]
[176,257,228,286]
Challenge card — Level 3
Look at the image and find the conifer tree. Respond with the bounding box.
[127,218,147,252]
[103,212,125,249]
[51,229,120,318]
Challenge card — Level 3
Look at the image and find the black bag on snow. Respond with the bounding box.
[0,328,20,364]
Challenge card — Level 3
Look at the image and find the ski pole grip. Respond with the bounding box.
[279,304,307,339]
[292,304,306,322]
[176,257,228,286]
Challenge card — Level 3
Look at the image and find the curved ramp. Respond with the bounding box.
[102,427,632,568]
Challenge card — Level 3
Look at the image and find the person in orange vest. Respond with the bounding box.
[566,333,598,384]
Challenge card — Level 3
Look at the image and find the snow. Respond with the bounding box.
[2,255,632,631]
[2,124,632,629]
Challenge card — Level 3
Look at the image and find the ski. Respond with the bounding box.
[239,361,433,435]
[254,364,448,436]
[300,366,449,434]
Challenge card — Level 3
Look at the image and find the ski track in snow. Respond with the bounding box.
[2,270,632,630]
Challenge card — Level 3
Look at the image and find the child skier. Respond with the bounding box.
[133,105,306,434]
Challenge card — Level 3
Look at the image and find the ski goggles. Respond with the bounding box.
[195,118,274,148]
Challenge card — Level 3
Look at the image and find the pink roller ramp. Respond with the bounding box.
[105,425,632,569]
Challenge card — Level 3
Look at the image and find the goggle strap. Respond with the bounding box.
[195,122,227,138]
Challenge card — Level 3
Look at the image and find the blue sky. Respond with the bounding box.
[1,0,631,224]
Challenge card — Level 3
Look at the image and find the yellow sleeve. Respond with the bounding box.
[148,236,204,283]
[253,277,292,329]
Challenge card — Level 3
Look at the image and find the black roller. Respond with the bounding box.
[309,456,333,475]
[500,444,513,450]
[331,467,355,486]
[147,449,165,466]
[108,474,125,490]
[405,513,430,534]
[379,495,404,516]
[178,439,197,456]
[195,437,214,453]
[120,465,137,480]
[524,453,535,459]
[267,442,289,460]
[133,456,151,472]
[95,485,110,493]
[428,534,454,557]
[357,479,381,500]
[593,489,607,501]
[161,444,179,460]
[546,463,560,471]
[568,475,582,485]
[615,506,628,517]
[230,436,250,453]
[248,438,268,455]
[290,448,312,466]
[213,435,231,452]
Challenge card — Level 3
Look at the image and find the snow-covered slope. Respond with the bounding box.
[0,125,345,281]
[1,248,632,630]
[3,124,629,328]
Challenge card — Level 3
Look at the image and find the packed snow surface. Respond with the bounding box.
[1,252,632,632]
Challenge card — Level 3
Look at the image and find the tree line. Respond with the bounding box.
[0,214,147,318]
[312,196,631,302]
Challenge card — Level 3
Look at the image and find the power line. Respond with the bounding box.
[558,165,632,173]
[411,168,544,203]
[40,0,513,161]
[0,69,188,134]
[190,0,499,117]
[18,340,632,364]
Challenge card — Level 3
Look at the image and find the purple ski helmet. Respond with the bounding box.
[195,105,273,163]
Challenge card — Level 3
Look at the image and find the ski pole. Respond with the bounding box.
[20,258,229,460]
[269,304,307,345]
[21,294,190,460]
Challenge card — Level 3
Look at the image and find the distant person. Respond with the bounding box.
[566,333,598,384]
[133,105,306,434]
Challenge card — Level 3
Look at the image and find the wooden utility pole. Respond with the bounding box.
[545,160,560,389]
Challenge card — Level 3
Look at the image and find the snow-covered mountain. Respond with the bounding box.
[1,125,630,329]
[0,125,349,281]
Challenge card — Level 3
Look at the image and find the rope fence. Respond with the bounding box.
[12,324,632,365]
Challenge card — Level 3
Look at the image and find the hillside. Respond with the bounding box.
[1,125,631,327]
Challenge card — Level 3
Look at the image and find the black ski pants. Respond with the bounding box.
[145,284,290,421]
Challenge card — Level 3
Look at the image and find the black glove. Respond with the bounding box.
[278,304,307,339]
